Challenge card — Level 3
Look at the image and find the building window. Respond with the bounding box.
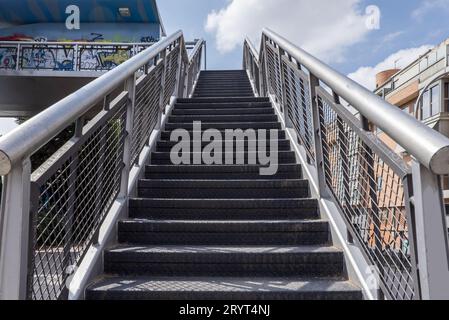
[431,85,441,116]
[422,84,441,119]
[445,82,449,113]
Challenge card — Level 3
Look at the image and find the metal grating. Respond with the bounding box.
[317,95,415,300]
[29,102,127,300]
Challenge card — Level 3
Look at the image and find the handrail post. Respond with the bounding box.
[119,73,136,199]
[309,74,328,198]
[16,43,21,71]
[157,49,168,129]
[261,35,270,96]
[0,158,32,299]
[278,50,293,128]
[411,161,449,299]
[175,38,187,99]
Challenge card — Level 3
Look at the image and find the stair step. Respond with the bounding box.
[145,164,301,180]
[164,122,282,130]
[194,89,254,94]
[129,198,319,220]
[160,130,286,140]
[193,92,254,98]
[193,93,255,98]
[118,219,329,245]
[156,140,291,152]
[195,85,253,90]
[174,102,272,109]
[177,97,269,104]
[104,245,344,277]
[171,108,274,115]
[150,151,296,165]
[168,115,278,123]
[86,276,362,300]
[137,179,309,198]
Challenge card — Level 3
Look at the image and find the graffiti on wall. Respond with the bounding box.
[21,46,75,71]
[0,28,156,71]
[79,46,132,70]
[0,47,17,69]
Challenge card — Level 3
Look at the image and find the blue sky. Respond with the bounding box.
[158,0,449,76]
[2,0,449,135]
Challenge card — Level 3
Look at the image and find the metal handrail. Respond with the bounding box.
[0,30,204,300]
[244,27,449,300]
[249,28,449,175]
[0,30,198,176]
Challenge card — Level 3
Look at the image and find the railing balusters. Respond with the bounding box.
[243,28,449,300]
[0,34,204,300]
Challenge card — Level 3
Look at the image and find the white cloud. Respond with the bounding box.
[205,0,374,63]
[382,31,404,43]
[412,0,449,20]
[348,45,433,90]
[0,118,19,136]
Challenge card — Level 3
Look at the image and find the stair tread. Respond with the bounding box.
[87,276,360,294]
[139,179,307,186]
[130,198,317,207]
[119,219,329,232]
[106,245,341,255]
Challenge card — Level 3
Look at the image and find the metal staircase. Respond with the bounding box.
[85,70,362,300]
[2,29,449,301]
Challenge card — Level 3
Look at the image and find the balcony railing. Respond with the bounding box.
[0,41,157,74]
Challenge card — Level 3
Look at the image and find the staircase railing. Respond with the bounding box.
[244,28,449,300]
[0,30,204,300]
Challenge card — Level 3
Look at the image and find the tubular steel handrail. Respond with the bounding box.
[244,28,449,300]
[0,30,204,300]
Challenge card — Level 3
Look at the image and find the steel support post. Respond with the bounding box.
[0,159,32,299]
[411,161,449,299]
[119,74,136,200]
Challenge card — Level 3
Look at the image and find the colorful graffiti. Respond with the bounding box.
[79,46,136,71]
[0,43,153,72]
[0,47,17,69]
[21,46,75,71]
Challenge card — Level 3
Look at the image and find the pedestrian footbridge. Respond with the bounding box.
[1,29,449,300]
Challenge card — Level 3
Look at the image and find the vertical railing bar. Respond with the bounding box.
[360,115,382,263]
[119,73,136,200]
[157,49,168,128]
[309,75,328,197]
[403,173,421,300]
[16,44,21,71]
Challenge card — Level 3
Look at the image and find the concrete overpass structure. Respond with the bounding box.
[0,0,165,117]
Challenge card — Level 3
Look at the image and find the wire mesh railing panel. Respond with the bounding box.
[244,43,261,97]
[163,45,181,105]
[265,41,283,106]
[29,101,127,300]
[0,33,205,301]
[317,94,415,300]
[130,62,164,165]
[282,58,315,162]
